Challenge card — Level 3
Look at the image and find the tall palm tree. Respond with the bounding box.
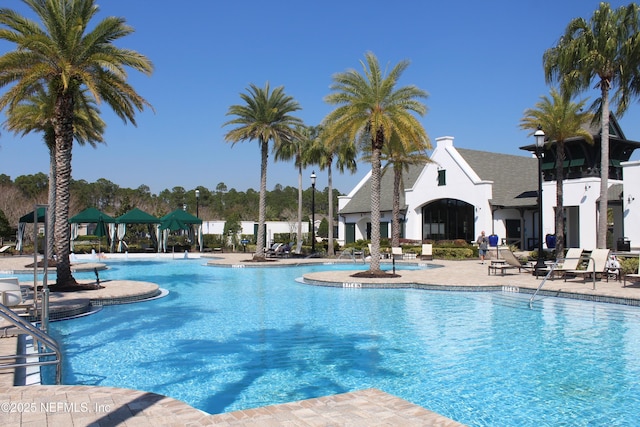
[543,2,640,248]
[224,82,302,258]
[4,84,106,259]
[306,129,357,256]
[379,132,431,248]
[520,88,593,257]
[274,124,316,254]
[0,0,153,287]
[323,52,428,273]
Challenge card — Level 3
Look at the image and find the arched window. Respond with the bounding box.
[422,199,474,242]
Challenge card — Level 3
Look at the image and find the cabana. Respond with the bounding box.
[68,207,116,252]
[159,209,203,252]
[115,208,161,252]
[16,207,47,252]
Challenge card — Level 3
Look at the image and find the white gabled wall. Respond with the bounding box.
[405,136,493,242]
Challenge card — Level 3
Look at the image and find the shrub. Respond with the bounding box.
[621,257,639,275]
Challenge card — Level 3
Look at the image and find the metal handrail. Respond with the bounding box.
[0,302,62,384]
[529,261,558,309]
[529,255,597,308]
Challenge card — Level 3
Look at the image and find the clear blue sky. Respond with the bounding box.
[1,0,639,195]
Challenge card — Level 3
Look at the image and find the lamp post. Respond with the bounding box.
[534,126,546,275]
[310,171,316,254]
[195,189,200,218]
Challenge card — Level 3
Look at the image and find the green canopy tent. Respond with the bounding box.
[16,207,48,252]
[68,208,116,253]
[115,208,161,252]
[159,209,203,252]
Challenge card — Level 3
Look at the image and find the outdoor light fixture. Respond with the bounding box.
[195,189,200,218]
[533,126,546,276]
[310,171,316,254]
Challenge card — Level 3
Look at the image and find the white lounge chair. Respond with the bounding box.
[420,244,433,260]
[265,243,283,257]
[488,248,532,275]
[563,248,610,282]
[0,245,11,256]
[0,277,28,307]
[391,247,403,261]
[552,248,583,279]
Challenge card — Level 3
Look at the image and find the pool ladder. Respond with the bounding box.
[529,255,598,309]
[529,262,558,309]
[0,302,62,384]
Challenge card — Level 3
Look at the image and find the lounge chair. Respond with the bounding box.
[0,245,11,256]
[391,247,403,260]
[488,248,532,275]
[0,277,29,310]
[551,248,583,279]
[265,243,283,258]
[563,248,610,282]
[623,255,640,287]
[420,244,433,260]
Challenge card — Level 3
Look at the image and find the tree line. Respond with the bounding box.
[0,172,340,237]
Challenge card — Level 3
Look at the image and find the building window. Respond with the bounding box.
[422,198,474,242]
[437,169,446,186]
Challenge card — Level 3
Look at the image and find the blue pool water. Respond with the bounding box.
[35,259,640,426]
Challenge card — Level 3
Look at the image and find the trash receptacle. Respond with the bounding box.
[545,234,556,249]
[617,237,631,252]
[488,234,499,247]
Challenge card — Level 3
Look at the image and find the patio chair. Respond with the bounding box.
[563,248,610,282]
[0,245,11,256]
[623,255,640,287]
[551,248,583,279]
[420,244,433,260]
[265,243,282,258]
[0,277,30,310]
[488,248,532,275]
[391,247,403,261]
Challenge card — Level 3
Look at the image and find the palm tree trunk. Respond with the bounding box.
[47,147,56,259]
[391,165,402,248]
[327,163,334,256]
[296,162,302,254]
[53,93,76,286]
[597,84,610,249]
[255,138,268,258]
[555,141,565,257]
[369,139,382,272]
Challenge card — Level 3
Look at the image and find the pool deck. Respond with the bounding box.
[2,252,640,426]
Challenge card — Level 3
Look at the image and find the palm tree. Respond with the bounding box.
[224,82,302,258]
[323,52,428,273]
[520,88,593,257]
[380,132,431,248]
[543,2,640,248]
[0,0,153,287]
[305,129,357,256]
[4,84,106,259]
[274,124,316,254]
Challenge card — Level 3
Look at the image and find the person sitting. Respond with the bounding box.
[606,255,621,279]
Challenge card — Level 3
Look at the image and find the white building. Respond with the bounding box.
[201,220,309,244]
[338,117,640,252]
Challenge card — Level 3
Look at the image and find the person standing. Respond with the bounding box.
[477,231,488,264]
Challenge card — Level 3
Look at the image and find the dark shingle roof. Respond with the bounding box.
[456,148,538,208]
[339,163,423,214]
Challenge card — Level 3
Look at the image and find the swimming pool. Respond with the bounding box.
[37,259,640,426]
